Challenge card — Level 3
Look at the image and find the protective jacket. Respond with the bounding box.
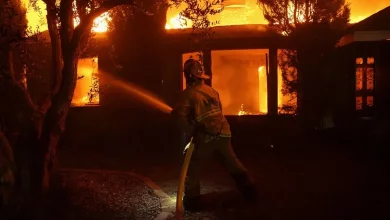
[173,82,231,139]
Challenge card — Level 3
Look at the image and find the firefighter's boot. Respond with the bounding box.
[231,173,258,203]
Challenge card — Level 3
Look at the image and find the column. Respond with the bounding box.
[202,49,212,86]
[267,47,278,116]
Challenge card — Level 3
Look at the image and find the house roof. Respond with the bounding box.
[37,30,108,43]
[165,24,280,39]
[338,6,390,46]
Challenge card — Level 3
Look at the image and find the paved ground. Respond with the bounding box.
[57,132,389,220]
[2,171,161,220]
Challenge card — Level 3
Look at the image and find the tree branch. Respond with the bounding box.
[59,0,74,54]
[46,2,63,97]
[71,0,152,52]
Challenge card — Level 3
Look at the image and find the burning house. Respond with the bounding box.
[19,2,389,149]
[161,2,390,125]
[162,0,298,118]
[24,1,390,122]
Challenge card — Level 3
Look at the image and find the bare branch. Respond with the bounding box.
[71,0,142,52]
[59,0,74,50]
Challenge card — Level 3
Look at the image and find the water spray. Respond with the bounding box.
[101,71,190,219]
[100,71,173,114]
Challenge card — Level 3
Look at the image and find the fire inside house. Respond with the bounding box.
[71,58,100,106]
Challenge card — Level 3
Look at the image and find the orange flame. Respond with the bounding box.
[165,1,390,29]
[24,0,110,33]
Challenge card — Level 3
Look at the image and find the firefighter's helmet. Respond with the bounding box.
[183,58,210,80]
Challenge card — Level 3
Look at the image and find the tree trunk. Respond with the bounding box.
[0,129,15,208]
[35,55,78,192]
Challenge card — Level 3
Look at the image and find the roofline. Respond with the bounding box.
[337,30,390,47]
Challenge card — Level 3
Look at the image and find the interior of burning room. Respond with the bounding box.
[71,58,100,107]
[182,49,297,116]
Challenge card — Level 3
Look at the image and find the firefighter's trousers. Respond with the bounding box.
[184,135,254,199]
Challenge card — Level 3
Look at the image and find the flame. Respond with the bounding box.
[238,104,247,115]
[165,14,192,29]
[166,0,390,29]
[23,0,110,33]
[73,12,111,33]
[237,66,268,115]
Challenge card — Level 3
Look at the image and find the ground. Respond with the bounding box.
[4,112,388,220]
[55,121,389,220]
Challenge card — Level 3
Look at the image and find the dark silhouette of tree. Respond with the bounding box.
[1,0,224,206]
[1,0,158,202]
[0,0,30,206]
[258,0,350,127]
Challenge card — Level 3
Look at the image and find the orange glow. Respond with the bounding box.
[165,0,390,29]
[165,13,193,29]
[73,12,111,33]
[211,49,269,115]
[277,49,297,114]
[23,0,110,32]
[258,66,267,114]
[183,49,298,115]
[71,57,100,106]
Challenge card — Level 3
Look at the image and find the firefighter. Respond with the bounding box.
[171,58,258,211]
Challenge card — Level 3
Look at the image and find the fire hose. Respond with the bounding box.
[176,137,195,220]
[170,109,198,219]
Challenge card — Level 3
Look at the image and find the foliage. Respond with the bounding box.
[1,0,161,199]
[172,0,223,63]
[258,0,350,116]
[107,0,223,69]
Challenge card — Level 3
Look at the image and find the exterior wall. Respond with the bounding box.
[337,40,390,123]
[161,31,293,116]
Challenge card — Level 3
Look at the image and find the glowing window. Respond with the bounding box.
[211,49,269,115]
[366,68,374,90]
[366,96,374,107]
[71,57,99,106]
[277,49,298,114]
[356,96,363,110]
[367,57,375,64]
[356,57,363,65]
[355,68,363,91]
